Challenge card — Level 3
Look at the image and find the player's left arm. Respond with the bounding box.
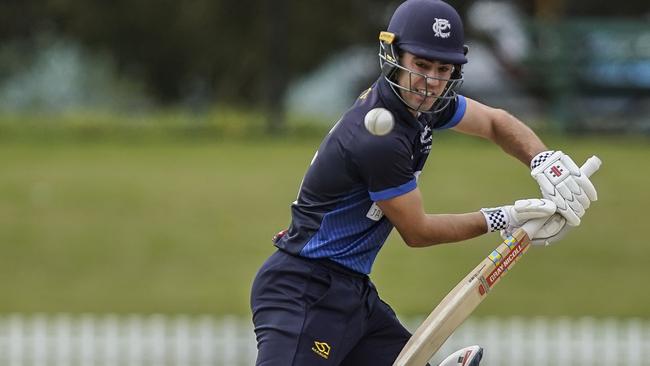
[451,97,546,165]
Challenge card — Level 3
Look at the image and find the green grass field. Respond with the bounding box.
[0,133,648,318]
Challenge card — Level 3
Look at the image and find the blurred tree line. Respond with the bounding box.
[0,0,648,129]
[1,1,395,105]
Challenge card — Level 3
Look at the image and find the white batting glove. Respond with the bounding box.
[501,213,571,246]
[481,199,556,234]
[530,150,598,227]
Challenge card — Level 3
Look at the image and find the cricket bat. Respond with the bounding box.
[393,156,602,366]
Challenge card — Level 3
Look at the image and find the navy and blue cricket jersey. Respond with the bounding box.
[275,78,467,274]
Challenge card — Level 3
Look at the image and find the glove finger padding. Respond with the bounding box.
[575,173,598,202]
[482,199,556,233]
[556,181,587,217]
[534,172,581,226]
[563,178,591,210]
[508,199,557,226]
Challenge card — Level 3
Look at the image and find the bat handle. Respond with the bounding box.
[522,155,602,238]
[581,155,602,178]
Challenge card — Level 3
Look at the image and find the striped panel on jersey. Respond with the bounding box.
[299,189,394,274]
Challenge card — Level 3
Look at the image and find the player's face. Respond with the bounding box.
[395,52,454,113]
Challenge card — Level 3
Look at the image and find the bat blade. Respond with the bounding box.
[392,229,531,366]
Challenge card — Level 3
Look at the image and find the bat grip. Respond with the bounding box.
[522,155,602,238]
[580,155,602,178]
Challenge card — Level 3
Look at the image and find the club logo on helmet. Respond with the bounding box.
[379,0,467,114]
[432,18,451,38]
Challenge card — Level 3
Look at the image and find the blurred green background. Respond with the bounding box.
[1,119,648,318]
[1,0,649,321]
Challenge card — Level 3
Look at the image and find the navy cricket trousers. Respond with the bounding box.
[250,249,415,366]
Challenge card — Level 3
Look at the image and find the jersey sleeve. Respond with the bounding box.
[433,94,467,130]
[350,133,416,202]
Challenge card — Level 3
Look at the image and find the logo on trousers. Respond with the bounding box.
[312,341,331,359]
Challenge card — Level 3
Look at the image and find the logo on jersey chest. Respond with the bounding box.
[420,125,432,153]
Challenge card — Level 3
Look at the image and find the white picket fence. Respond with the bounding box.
[0,314,648,366]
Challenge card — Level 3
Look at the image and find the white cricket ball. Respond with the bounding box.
[364,108,394,136]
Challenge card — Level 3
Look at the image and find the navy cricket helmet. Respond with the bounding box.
[379,0,468,113]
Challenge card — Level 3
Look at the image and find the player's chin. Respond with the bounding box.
[411,95,435,111]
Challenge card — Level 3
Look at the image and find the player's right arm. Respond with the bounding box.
[376,188,486,247]
[363,162,491,247]
[376,188,556,247]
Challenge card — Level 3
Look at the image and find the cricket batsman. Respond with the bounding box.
[250,0,598,365]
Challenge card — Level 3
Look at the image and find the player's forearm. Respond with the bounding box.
[401,212,487,247]
[490,109,547,166]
